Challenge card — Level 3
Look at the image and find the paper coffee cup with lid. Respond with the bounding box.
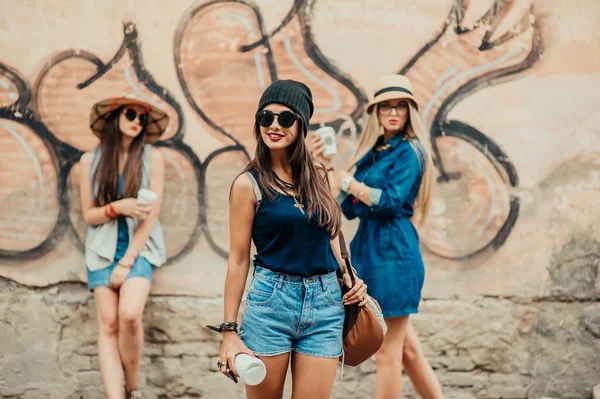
[137,188,158,203]
[234,353,267,386]
[315,126,338,158]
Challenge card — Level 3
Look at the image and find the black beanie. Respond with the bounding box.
[257,79,314,136]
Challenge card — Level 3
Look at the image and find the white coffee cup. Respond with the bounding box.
[315,126,338,158]
[137,188,158,203]
[234,353,266,386]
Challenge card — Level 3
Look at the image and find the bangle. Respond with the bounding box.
[106,203,118,219]
[341,176,354,192]
[117,262,133,269]
[206,322,238,333]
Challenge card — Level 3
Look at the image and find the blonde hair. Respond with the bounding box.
[347,101,434,225]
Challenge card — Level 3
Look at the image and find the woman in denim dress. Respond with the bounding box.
[313,75,443,398]
[80,96,168,399]
[216,80,367,399]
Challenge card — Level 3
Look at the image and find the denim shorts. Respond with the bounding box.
[86,256,153,292]
[239,266,344,358]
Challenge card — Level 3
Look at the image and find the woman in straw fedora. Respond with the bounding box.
[312,74,443,398]
[80,96,168,399]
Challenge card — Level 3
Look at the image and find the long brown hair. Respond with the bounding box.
[348,101,434,226]
[241,120,342,238]
[93,107,146,206]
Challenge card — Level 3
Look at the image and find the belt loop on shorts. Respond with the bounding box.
[320,275,327,291]
[277,274,284,290]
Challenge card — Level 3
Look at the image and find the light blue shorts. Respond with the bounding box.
[86,256,153,292]
[239,266,344,358]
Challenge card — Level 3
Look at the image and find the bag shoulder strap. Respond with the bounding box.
[338,231,357,283]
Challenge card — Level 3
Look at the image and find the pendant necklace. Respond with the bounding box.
[273,173,305,215]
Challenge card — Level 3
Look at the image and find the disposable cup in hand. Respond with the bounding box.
[234,353,266,386]
[315,126,337,158]
[137,188,157,203]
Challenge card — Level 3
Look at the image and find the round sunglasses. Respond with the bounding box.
[124,108,149,127]
[256,110,300,129]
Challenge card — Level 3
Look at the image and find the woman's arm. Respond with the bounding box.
[339,146,421,215]
[219,173,258,378]
[121,147,165,263]
[223,174,256,323]
[80,152,153,227]
[79,152,117,226]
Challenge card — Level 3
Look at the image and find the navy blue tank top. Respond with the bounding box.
[247,169,338,277]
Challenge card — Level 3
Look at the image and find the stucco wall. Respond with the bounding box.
[0,0,599,397]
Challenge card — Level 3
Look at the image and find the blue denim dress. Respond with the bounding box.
[86,176,153,291]
[341,136,425,317]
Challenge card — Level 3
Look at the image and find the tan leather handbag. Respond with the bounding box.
[337,232,387,366]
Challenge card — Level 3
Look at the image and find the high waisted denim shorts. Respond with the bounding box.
[239,266,344,358]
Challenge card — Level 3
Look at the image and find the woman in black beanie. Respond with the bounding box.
[214,79,367,398]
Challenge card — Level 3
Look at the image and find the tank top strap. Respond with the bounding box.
[244,170,263,205]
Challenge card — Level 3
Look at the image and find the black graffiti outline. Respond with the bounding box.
[173,0,368,150]
[0,64,68,259]
[398,0,543,259]
[1,22,222,263]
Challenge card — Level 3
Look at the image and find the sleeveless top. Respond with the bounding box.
[85,144,166,271]
[245,169,338,277]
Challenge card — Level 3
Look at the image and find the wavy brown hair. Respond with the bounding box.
[93,107,146,207]
[240,119,342,238]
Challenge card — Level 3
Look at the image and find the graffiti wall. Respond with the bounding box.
[0,0,598,297]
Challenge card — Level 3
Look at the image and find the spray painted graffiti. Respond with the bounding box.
[0,23,202,261]
[0,0,542,269]
[401,0,541,259]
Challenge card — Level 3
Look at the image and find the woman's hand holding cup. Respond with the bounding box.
[112,198,151,220]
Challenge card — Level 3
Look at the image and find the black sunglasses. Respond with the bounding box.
[256,110,299,129]
[124,108,149,126]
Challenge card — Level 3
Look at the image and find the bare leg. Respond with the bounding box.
[246,352,290,399]
[375,316,410,399]
[403,320,444,399]
[290,352,338,399]
[117,278,151,391]
[94,287,124,399]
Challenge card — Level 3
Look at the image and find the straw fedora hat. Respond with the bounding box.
[89,95,169,143]
[366,74,418,114]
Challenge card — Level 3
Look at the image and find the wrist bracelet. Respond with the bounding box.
[206,321,238,333]
[117,260,133,269]
[107,203,118,219]
[341,176,354,192]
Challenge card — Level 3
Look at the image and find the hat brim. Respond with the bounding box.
[89,97,169,143]
[366,92,418,114]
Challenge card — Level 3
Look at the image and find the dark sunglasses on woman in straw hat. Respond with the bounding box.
[89,96,169,143]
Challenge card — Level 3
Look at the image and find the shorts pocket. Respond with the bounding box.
[246,277,278,306]
[325,279,343,306]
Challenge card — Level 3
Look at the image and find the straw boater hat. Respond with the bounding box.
[89,95,169,143]
[366,74,418,114]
